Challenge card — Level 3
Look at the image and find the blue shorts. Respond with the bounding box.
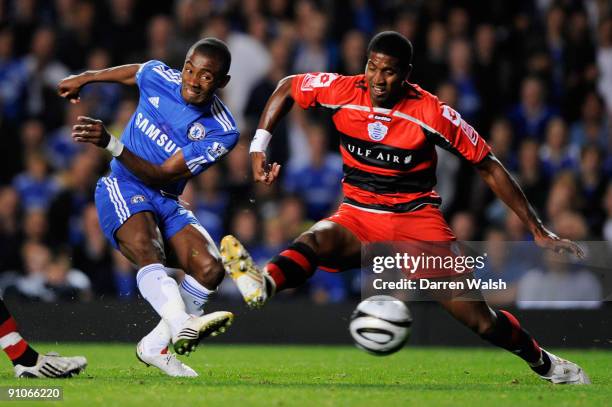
[95,175,199,249]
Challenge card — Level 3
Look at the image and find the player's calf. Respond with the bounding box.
[479,310,549,371]
[179,256,224,317]
[179,274,214,317]
[265,241,318,290]
[187,255,225,291]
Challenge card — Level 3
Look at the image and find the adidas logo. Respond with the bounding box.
[148,96,159,108]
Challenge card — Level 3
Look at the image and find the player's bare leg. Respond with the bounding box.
[437,289,590,384]
[169,223,226,295]
[222,220,361,307]
[116,212,167,267]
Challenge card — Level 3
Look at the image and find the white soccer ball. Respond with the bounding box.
[349,295,412,356]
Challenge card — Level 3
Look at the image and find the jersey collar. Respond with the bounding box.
[363,79,408,118]
[365,87,404,118]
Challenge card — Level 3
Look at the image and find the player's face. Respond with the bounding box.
[181,52,229,105]
[365,52,409,107]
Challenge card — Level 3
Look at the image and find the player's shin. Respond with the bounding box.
[136,263,190,336]
[481,310,551,375]
[0,300,39,367]
[179,274,213,316]
[266,242,319,292]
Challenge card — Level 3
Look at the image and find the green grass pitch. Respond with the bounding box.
[0,344,609,406]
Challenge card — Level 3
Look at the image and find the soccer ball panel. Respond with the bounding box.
[355,295,412,323]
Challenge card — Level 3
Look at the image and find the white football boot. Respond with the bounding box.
[220,235,272,308]
[539,350,591,384]
[14,352,87,378]
[172,311,233,355]
[136,341,198,377]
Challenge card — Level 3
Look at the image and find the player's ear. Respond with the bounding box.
[218,74,231,89]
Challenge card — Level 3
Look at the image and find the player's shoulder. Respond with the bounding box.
[209,95,238,133]
[399,82,452,123]
[192,95,238,140]
[401,82,441,110]
[295,73,366,94]
[137,59,182,87]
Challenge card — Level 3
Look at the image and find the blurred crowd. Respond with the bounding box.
[0,0,610,307]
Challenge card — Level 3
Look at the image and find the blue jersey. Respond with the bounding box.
[110,60,239,196]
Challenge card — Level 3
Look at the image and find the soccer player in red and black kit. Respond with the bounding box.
[221,31,590,384]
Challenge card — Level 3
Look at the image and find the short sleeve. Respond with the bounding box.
[136,60,181,90]
[181,129,239,176]
[425,99,491,164]
[291,72,344,109]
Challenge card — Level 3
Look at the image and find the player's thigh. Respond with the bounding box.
[115,211,165,266]
[95,176,164,265]
[153,198,220,277]
[393,205,455,241]
[298,220,362,270]
[168,223,222,277]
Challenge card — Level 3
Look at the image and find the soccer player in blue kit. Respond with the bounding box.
[57,38,239,377]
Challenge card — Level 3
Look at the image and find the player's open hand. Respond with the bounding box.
[251,151,281,185]
[533,226,585,259]
[72,116,112,148]
[58,74,85,104]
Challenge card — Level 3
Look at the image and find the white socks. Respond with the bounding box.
[136,263,190,336]
[179,274,213,317]
[140,320,172,355]
[137,265,215,355]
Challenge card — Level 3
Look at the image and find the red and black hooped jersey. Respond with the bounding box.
[291,73,491,212]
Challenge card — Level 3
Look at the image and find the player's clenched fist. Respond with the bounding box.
[72,116,111,147]
[57,74,86,103]
[250,151,281,185]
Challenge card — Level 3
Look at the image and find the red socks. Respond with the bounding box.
[482,310,551,375]
[266,242,318,291]
[0,300,39,367]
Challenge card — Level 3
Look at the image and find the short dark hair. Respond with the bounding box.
[367,31,413,71]
[188,37,231,76]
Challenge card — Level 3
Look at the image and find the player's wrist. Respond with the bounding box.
[249,129,272,153]
[105,135,124,157]
[531,224,550,240]
[78,71,94,86]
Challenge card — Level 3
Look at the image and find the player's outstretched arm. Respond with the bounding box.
[250,75,296,184]
[72,116,191,185]
[58,64,141,104]
[476,153,584,258]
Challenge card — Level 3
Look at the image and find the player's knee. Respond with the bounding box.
[189,256,224,289]
[296,229,331,258]
[296,230,316,249]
